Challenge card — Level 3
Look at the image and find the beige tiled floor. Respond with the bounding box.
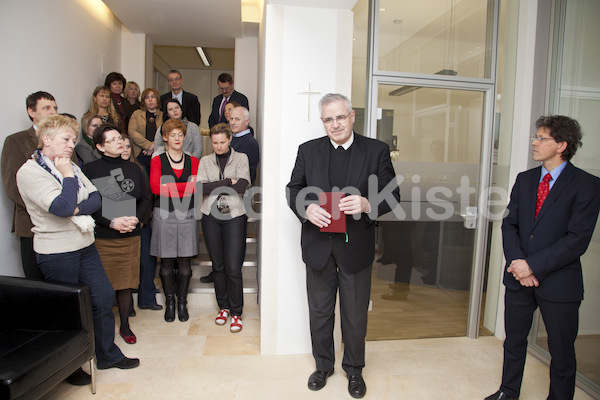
[42,304,595,400]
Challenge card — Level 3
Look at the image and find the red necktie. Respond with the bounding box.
[535,173,552,218]
[219,97,229,119]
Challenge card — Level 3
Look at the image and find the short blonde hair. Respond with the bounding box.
[36,114,80,148]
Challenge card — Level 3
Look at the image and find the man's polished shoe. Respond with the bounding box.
[138,303,163,310]
[347,373,367,399]
[307,368,334,391]
[484,390,519,400]
[65,367,91,386]
[97,357,140,370]
[200,272,214,283]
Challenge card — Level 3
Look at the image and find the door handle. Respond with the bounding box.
[460,206,477,229]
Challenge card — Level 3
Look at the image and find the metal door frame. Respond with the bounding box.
[364,0,500,339]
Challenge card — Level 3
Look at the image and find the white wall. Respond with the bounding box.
[259,3,354,355]
[235,36,259,135]
[0,0,124,277]
[121,27,146,90]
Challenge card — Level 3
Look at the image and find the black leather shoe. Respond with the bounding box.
[199,272,214,283]
[307,368,334,391]
[348,373,366,399]
[65,367,91,386]
[97,357,140,370]
[138,304,163,310]
[484,390,519,400]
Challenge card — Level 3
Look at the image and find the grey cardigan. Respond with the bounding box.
[152,118,203,159]
[197,148,250,218]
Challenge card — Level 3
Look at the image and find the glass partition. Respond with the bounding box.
[377,0,494,79]
[533,0,600,394]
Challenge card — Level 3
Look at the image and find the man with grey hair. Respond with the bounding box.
[229,106,259,185]
[286,93,400,399]
[160,69,201,125]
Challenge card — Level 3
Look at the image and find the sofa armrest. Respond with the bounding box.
[0,276,93,335]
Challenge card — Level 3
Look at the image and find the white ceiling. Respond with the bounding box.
[102,0,244,48]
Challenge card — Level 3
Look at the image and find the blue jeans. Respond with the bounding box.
[201,214,246,316]
[138,224,159,307]
[36,244,125,368]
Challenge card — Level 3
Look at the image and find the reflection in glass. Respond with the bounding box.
[368,85,489,341]
[377,0,493,78]
[534,0,600,392]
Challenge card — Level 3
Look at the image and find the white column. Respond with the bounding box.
[259,2,354,355]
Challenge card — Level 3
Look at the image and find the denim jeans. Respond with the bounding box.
[36,244,125,368]
[201,214,246,316]
[138,224,159,307]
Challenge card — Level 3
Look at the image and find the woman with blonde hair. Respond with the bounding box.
[125,81,141,112]
[16,114,139,370]
[84,85,123,132]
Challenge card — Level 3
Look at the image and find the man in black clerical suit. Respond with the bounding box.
[208,73,249,128]
[160,69,201,125]
[286,93,399,399]
[485,115,600,400]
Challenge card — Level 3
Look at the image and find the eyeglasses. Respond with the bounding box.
[322,112,352,126]
[168,77,181,82]
[104,136,124,144]
[530,136,555,143]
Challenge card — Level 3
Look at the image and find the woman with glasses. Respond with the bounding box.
[83,124,153,345]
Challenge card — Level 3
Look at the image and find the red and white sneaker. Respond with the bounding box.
[215,309,229,326]
[230,316,242,333]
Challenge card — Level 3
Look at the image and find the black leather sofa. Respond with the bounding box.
[0,276,96,400]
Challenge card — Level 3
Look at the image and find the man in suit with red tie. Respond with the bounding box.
[485,115,600,400]
[208,73,249,128]
[287,93,399,399]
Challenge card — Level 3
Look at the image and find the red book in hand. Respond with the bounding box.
[319,192,346,233]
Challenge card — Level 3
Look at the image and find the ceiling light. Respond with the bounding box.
[195,47,210,67]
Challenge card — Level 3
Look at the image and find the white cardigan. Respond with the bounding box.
[16,159,97,254]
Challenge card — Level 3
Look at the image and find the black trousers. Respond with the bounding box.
[201,213,246,316]
[20,236,43,280]
[306,238,372,375]
[501,287,580,400]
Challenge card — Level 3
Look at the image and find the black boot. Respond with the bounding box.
[160,270,176,323]
[177,272,191,322]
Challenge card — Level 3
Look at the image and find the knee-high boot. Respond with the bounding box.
[177,272,191,322]
[160,270,176,322]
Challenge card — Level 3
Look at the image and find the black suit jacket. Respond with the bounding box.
[208,90,249,127]
[286,134,400,273]
[502,162,600,302]
[160,90,201,125]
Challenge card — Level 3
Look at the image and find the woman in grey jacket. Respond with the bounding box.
[197,123,250,333]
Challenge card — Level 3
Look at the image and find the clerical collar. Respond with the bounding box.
[234,129,251,138]
[330,133,354,150]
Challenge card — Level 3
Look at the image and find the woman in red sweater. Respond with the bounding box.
[149,119,199,322]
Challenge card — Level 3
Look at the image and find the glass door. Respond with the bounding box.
[365,81,494,341]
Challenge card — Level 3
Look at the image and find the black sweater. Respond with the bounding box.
[83,155,152,239]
